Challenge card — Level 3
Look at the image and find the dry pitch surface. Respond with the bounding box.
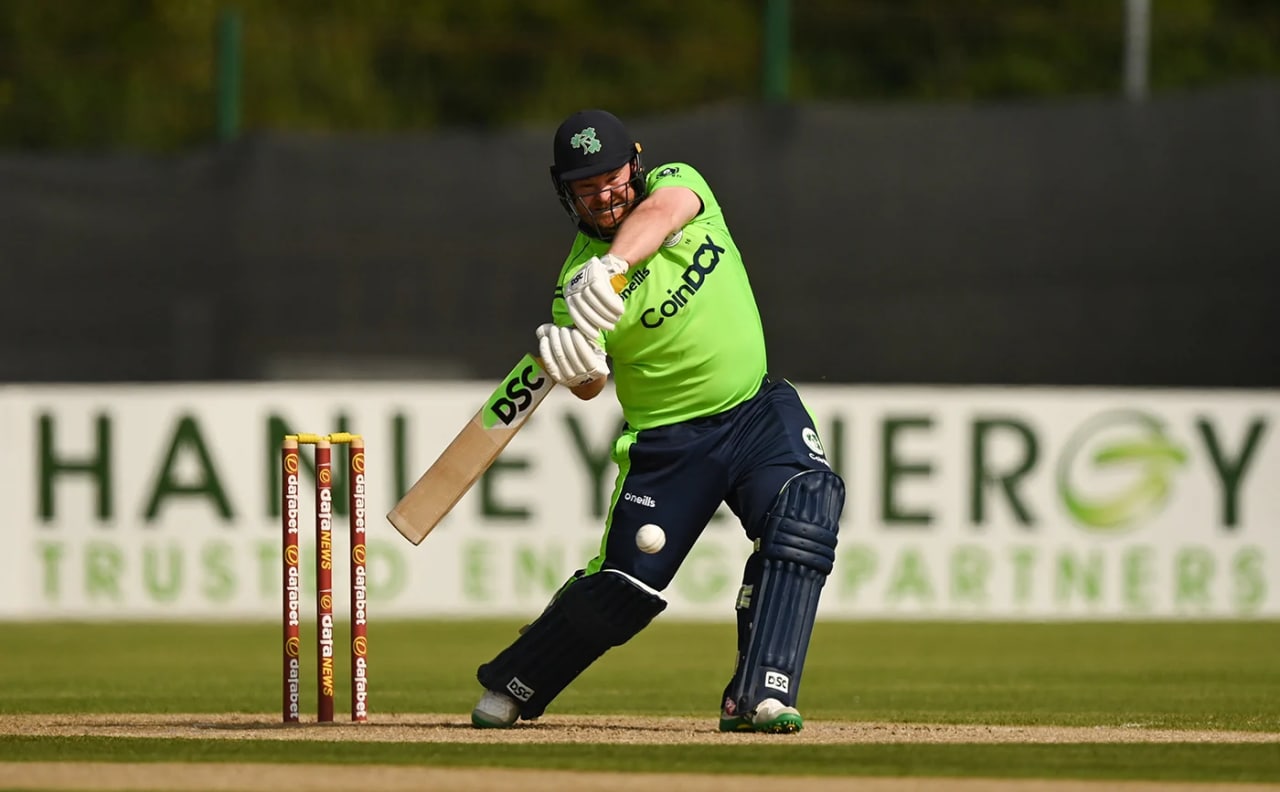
[3,713,1279,792]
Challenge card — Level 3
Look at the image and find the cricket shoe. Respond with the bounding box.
[718,696,753,733]
[471,689,520,728]
[750,698,803,734]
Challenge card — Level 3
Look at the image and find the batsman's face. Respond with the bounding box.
[569,165,635,232]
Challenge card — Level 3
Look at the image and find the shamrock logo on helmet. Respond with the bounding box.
[570,127,602,155]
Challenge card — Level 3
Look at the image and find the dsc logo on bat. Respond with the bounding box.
[487,362,548,427]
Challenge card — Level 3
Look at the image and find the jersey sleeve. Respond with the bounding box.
[646,163,723,225]
[551,282,572,328]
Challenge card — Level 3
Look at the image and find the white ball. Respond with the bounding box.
[635,523,666,554]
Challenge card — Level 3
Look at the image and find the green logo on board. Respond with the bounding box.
[1056,410,1187,532]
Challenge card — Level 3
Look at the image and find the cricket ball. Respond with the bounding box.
[635,523,666,554]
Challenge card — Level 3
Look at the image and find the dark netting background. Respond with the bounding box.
[3,83,1277,385]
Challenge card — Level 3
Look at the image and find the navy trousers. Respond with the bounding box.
[599,379,834,590]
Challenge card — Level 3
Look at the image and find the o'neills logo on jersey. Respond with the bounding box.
[618,267,650,301]
[624,492,657,508]
[641,234,725,329]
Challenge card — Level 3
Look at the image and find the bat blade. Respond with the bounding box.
[387,353,554,545]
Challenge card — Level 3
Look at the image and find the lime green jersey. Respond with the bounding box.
[552,163,767,430]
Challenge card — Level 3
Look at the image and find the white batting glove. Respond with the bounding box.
[563,254,629,337]
[536,323,608,388]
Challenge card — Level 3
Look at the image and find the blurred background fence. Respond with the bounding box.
[2,0,1277,386]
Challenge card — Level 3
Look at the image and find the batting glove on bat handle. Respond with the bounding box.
[564,254,629,337]
[536,323,609,388]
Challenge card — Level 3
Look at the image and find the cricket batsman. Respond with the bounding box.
[471,109,844,734]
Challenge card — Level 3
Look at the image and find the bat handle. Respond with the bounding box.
[610,272,629,293]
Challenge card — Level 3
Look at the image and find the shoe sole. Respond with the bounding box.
[720,713,804,733]
[753,712,804,734]
[470,713,516,729]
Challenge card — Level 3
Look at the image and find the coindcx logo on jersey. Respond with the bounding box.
[641,234,725,328]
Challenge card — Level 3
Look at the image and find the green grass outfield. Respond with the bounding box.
[3,620,1280,783]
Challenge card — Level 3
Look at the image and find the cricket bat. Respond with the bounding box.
[387,353,555,545]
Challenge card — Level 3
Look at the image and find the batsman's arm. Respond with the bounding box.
[606,185,702,264]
